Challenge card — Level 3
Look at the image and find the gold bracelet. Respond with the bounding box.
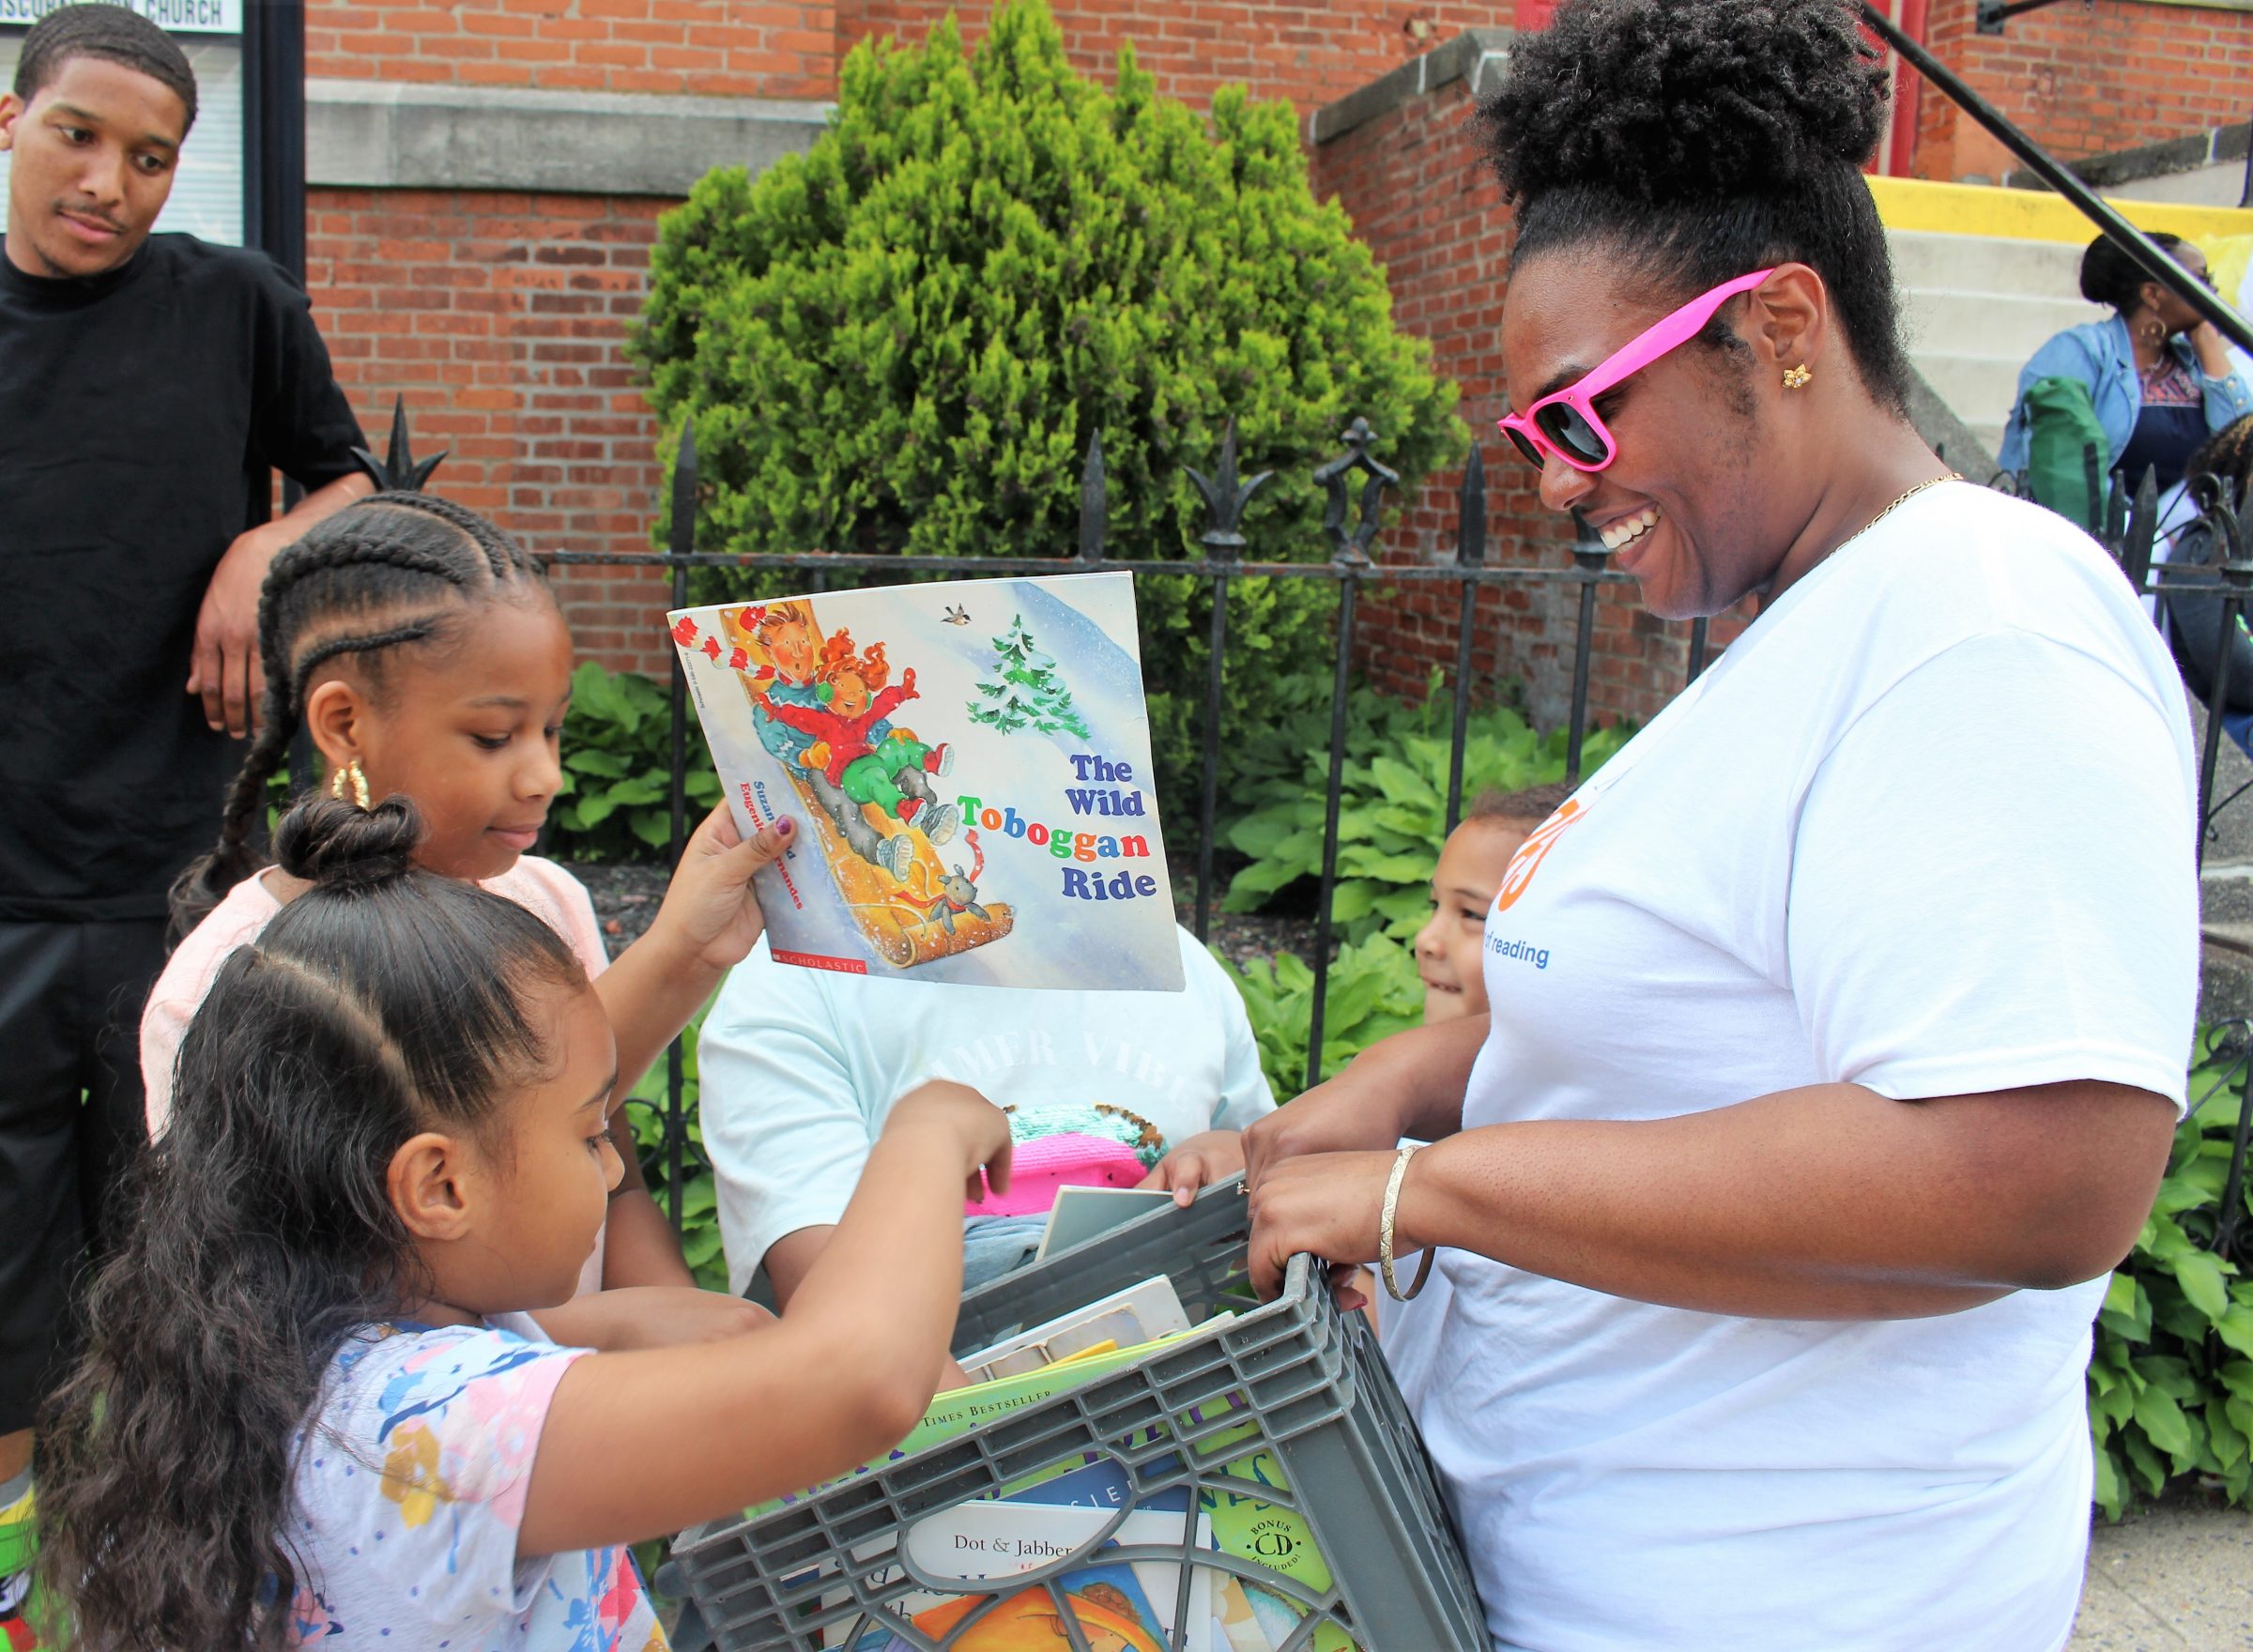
[1379,1142,1434,1302]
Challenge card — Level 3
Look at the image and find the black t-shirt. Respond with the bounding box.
[0,234,364,922]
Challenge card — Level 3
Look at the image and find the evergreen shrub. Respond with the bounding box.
[633,0,1464,824]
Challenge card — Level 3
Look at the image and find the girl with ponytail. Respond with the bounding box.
[39,794,1010,1650]
[143,476,794,1299]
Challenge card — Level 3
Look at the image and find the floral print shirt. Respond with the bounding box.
[285,1314,667,1650]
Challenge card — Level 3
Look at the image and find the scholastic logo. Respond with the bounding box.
[773,950,868,974]
[1492,798,1584,913]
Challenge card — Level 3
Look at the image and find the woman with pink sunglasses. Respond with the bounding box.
[1241,2,2197,1648]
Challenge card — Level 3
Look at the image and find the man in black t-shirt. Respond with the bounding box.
[0,5,368,1524]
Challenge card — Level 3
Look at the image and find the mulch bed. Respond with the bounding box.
[566,860,1318,971]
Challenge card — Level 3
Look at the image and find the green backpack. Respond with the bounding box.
[2019,374,2112,531]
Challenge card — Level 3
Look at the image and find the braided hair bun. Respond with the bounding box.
[1479,0,1910,416]
[1486,0,1887,211]
[273,795,425,894]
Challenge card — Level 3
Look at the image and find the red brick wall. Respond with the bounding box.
[1309,72,1719,727]
[305,189,677,671]
[307,0,837,99]
[835,0,1516,112]
[1910,0,2253,180]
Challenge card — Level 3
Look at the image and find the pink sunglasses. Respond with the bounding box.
[1496,267,1777,473]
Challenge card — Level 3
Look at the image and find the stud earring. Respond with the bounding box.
[1782,363,1813,390]
[328,758,371,811]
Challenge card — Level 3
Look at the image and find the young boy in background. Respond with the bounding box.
[1380,782,1575,1403]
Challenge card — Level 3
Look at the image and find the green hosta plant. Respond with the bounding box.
[1224,672,1631,940]
[1219,934,1423,1098]
[2088,1023,2253,1518]
[549,661,720,864]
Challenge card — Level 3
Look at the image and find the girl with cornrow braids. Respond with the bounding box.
[1240,2,2196,1645]
[143,475,799,1325]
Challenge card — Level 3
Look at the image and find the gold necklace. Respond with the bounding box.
[1785,473,1960,595]
[1862,472,1961,539]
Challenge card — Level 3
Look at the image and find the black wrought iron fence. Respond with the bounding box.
[552,419,2253,1270]
[544,415,1678,1223]
[2084,465,2253,1268]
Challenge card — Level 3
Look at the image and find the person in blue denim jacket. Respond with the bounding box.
[1998,232,2252,490]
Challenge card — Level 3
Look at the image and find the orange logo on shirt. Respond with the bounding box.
[1493,798,1585,913]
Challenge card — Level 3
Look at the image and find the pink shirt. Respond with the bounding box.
[140,856,613,1294]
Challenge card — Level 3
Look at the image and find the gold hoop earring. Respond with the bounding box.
[1782,363,1813,390]
[328,758,371,811]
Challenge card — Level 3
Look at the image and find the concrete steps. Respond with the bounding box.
[1887,227,2107,467]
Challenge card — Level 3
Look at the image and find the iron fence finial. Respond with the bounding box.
[1313,416,1399,565]
[351,394,447,494]
[1186,416,1274,557]
[1080,428,1107,564]
[668,418,699,564]
[1456,445,1487,569]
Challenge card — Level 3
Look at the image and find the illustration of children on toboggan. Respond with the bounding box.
[708,599,1013,969]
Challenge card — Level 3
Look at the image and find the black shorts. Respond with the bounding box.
[0,918,165,1434]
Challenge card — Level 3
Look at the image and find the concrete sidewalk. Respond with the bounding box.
[2071,1489,2253,1648]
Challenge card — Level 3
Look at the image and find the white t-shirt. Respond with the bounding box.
[1419,482,2198,1652]
[699,926,1275,1295]
[282,1314,666,1650]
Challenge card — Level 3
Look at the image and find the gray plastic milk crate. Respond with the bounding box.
[670,1179,1489,1651]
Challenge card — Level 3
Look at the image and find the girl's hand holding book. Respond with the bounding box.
[589,803,799,1106]
[651,803,798,973]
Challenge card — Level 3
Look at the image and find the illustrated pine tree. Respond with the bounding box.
[970,615,1092,739]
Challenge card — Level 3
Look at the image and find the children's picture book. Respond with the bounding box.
[798,1371,1354,1652]
[1035,1186,1178,1263]
[954,1275,1192,1385]
[755,1320,1211,1520]
[667,573,1184,990]
[857,1559,1173,1652]
[1016,1405,1357,1652]
[895,1501,1213,1650]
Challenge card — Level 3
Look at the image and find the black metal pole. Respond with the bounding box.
[1447,449,1486,834]
[2220,1034,2253,1262]
[1686,617,1710,686]
[665,422,697,1234]
[1185,421,1264,945]
[242,0,307,283]
[1565,518,1606,783]
[242,1,306,519]
[1860,3,2253,358]
[1196,580,1228,943]
[2121,469,2159,602]
[2198,596,2238,874]
[1308,574,1357,1094]
[2192,493,2250,864]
